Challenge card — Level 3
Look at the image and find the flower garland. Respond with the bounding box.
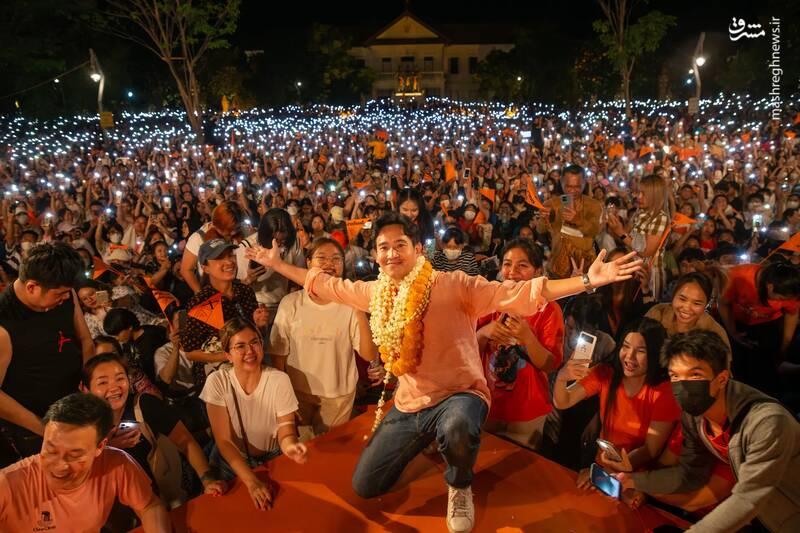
[366,255,434,435]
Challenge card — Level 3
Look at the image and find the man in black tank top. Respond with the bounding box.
[0,243,93,463]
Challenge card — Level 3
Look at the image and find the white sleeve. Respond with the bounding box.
[199,370,227,407]
[153,343,170,375]
[186,231,203,256]
[267,298,292,356]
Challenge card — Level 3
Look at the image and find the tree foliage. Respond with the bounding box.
[593,0,675,115]
[103,0,241,139]
[307,24,376,103]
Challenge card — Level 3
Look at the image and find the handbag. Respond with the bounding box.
[134,395,187,508]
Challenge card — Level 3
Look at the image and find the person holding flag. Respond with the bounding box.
[181,239,269,389]
[247,211,642,533]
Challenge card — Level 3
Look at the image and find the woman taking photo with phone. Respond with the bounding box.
[476,239,563,449]
[553,317,679,490]
[201,318,307,511]
[81,352,226,506]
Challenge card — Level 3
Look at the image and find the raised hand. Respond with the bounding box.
[587,249,642,288]
[245,240,281,269]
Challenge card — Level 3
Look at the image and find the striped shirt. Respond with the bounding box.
[432,250,480,276]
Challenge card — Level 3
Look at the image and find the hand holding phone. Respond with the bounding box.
[572,331,597,364]
[596,439,623,463]
[590,463,621,499]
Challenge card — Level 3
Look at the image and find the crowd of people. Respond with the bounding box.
[0,93,799,532]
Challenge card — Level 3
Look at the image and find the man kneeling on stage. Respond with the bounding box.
[248,212,641,532]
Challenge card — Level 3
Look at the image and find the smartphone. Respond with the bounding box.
[752,213,763,231]
[464,168,471,179]
[596,439,623,462]
[560,194,574,209]
[95,290,109,305]
[590,463,621,499]
[573,331,597,363]
[118,420,140,432]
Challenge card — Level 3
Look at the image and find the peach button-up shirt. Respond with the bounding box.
[305,268,548,413]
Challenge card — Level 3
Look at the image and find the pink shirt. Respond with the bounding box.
[305,268,547,413]
[0,447,154,532]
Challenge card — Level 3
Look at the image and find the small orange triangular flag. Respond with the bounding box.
[671,212,698,226]
[525,182,545,210]
[779,231,800,253]
[92,256,123,280]
[152,290,178,314]
[479,188,496,203]
[444,161,457,182]
[188,292,225,330]
[345,218,369,241]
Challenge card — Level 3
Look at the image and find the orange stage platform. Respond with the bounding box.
[137,408,689,532]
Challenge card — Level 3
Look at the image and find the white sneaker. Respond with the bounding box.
[446,485,474,533]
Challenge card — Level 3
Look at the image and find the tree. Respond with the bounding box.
[474,49,519,102]
[307,24,375,103]
[593,0,675,116]
[104,0,240,140]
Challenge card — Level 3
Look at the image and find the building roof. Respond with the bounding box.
[362,9,513,46]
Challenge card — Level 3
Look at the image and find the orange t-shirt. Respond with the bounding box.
[723,264,800,325]
[578,365,680,452]
[0,447,154,532]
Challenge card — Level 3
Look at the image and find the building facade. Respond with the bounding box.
[348,11,514,100]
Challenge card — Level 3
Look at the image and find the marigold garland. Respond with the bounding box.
[366,256,434,436]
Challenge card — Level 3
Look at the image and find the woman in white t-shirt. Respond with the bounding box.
[180,201,244,293]
[269,238,377,440]
[200,317,307,511]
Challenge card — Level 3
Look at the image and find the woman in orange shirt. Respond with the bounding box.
[718,261,800,395]
[553,317,679,489]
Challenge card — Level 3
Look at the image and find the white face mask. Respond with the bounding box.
[287,206,298,216]
[109,233,122,244]
[464,211,476,221]
[444,248,461,260]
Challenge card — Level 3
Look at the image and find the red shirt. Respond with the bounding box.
[723,264,800,325]
[479,301,564,422]
[668,424,735,484]
[579,365,681,452]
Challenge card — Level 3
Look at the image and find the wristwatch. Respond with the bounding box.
[582,273,597,294]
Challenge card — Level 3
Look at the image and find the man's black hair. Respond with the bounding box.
[373,212,420,246]
[18,242,83,289]
[660,329,729,376]
[103,308,140,336]
[442,226,466,246]
[677,247,706,264]
[561,164,585,181]
[42,392,114,444]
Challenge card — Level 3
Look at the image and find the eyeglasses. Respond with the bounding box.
[230,339,262,354]
[312,255,343,265]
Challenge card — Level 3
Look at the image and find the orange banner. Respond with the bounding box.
[352,181,370,189]
[92,256,123,280]
[188,292,225,330]
[345,218,369,242]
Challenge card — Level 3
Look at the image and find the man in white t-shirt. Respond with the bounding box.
[269,237,377,439]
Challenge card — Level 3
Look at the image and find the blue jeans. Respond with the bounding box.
[352,393,488,499]
[207,442,281,481]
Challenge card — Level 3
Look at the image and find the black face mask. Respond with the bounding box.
[671,379,716,416]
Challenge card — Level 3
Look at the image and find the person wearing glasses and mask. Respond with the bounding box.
[269,238,377,440]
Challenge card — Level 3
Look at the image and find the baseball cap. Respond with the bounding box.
[198,238,238,265]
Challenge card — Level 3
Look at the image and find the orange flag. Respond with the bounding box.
[353,181,370,190]
[479,188,496,203]
[152,290,178,313]
[671,212,698,226]
[345,218,369,241]
[188,292,225,330]
[779,231,800,253]
[444,161,457,182]
[92,256,123,280]
[525,182,545,210]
